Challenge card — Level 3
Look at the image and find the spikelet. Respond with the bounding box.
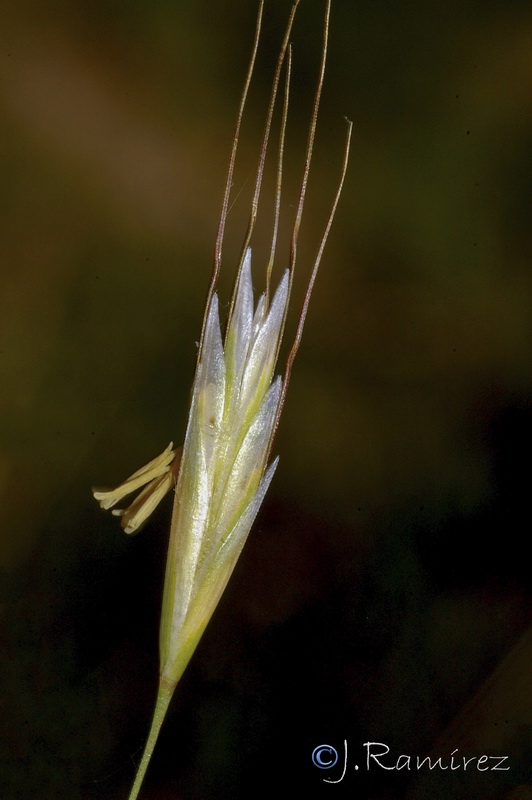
[159,255,289,685]
[91,2,352,798]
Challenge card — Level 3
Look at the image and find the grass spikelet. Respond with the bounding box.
[92,1,352,797]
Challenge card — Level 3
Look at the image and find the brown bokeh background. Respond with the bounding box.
[1,0,531,798]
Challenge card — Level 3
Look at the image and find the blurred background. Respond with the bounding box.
[1,0,531,797]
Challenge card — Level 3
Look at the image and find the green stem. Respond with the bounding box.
[127,680,174,800]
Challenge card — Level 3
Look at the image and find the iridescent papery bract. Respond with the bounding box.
[160,250,287,682]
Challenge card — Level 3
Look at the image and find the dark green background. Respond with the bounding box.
[1,0,531,797]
